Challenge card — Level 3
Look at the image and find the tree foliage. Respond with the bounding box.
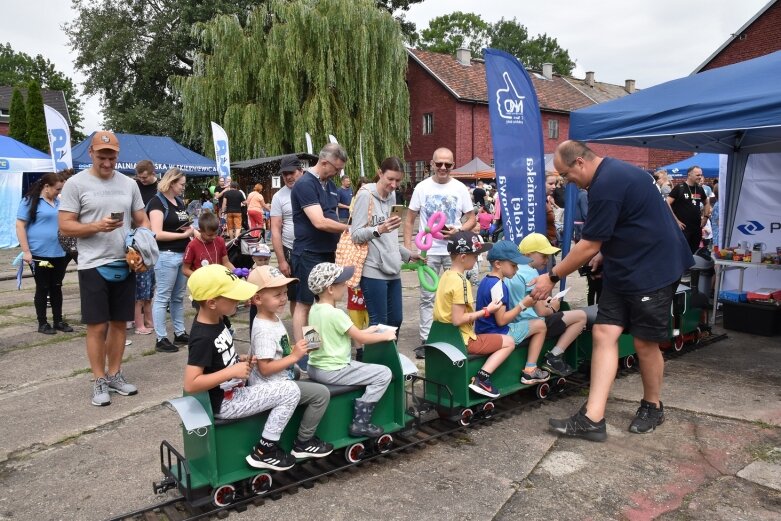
[0,43,84,139]
[25,81,48,152]
[418,14,576,75]
[8,87,27,143]
[174,0,409,175]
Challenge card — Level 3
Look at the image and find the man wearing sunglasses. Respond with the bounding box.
[404,148,476,347]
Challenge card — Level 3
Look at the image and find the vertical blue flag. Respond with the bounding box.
[44,105,73,171]
[210,122,231,179]
[484,48,546,244]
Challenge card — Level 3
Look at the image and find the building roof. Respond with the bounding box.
[407,48,631,113]
[692,0,778,73]
[0,85,72,126]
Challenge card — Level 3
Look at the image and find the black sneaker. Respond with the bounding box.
[291,436,334,459]
[543,352,574,377]
[155,338,179,353]
[629,399,664,434]
[38,323,56,335]
[173,332,190,345]
[549,409,607,442]
[246,442,296,471]
[54,321,74,333]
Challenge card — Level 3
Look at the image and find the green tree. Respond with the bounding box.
[174,0,409,174]
[418,11,490,55]
[489,18,574,75]
[0,43,85,140]
[25,81,48,152]
[8,87,27,143]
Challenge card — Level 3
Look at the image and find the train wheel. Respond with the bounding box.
[694,327,702,345]
[481,401,495,419]
[344,442,365,464]
[375,434,394,454]
[212,484,236,508]
[459,408,474,426]
[673,336,685,352]
[536,382,550,400]
[250,473,272,495]
[622,354,636,370]
[555,377,567,392]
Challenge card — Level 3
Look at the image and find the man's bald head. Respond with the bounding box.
[553,140,601,189]
[555,140,596,166]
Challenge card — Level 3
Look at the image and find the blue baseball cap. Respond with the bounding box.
[487,240,531,265]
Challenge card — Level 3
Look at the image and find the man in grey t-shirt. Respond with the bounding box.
[59,131,150,407]
[270,155,304,315]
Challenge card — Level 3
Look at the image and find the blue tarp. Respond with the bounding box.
[72,132,217,177]
[569,50,781,155]
[660,153,720,178]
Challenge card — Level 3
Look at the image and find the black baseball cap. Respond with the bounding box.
[278,155,302,174]
[447,231,493,255]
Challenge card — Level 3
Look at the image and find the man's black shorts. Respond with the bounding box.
[544,311,568,339]
[292,250,335,305]
[595,282,677,342]
[78,268,136,324]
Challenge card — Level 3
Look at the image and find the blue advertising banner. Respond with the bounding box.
[484,48,546,244]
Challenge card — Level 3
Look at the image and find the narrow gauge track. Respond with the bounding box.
[107,332,726,521]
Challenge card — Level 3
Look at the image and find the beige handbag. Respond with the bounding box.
[335,189,372,288]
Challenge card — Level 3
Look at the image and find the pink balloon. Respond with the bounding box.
[414,211,448,251]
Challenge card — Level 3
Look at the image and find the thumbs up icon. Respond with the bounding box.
[496,71,525,121]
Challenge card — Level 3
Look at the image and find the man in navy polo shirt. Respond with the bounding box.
[533,140,692,442]
[290,143,349,347]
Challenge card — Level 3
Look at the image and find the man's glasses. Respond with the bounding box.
[325,159,344,172]
[433,161,454,169]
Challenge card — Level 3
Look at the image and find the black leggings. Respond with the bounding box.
[32,256,68,325]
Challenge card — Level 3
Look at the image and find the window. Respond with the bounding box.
[422,113,434,135]
[490,159,495,168]
[416,160,426,178]
[548,119,559,139]
[404,161,412,177]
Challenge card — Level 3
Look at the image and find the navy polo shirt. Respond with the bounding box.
[291,171,340,254]
[581,158,693,294]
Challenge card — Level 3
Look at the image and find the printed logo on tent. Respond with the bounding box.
[0,159,8,170]
[736,220,765,235]
[496,72,525,124]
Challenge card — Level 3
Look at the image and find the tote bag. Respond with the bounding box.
[335,189,373,288]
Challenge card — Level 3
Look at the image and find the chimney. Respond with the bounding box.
[542,62,553,80]
[455,47,471,66]
[585,71,595,87]
[625,79,636,93]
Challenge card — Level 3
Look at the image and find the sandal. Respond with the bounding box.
[135,327,153,335]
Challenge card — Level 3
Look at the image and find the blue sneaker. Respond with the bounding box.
[469,376,500,398]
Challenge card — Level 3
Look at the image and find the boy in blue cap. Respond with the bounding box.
[475,240,550,386]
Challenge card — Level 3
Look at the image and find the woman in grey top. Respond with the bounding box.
[350,157,419,332]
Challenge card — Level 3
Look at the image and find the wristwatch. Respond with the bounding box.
[548,268,561,284]
[372,228,381,238]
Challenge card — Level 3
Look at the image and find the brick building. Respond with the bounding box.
[0,86,71,137]
[404,48,686,182]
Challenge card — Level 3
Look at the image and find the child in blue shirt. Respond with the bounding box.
[475,240,550,385]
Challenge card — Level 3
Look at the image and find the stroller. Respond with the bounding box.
[227,227,264,270]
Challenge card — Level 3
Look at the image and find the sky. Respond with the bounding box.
[2,0,771,134]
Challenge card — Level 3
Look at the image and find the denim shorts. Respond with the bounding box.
[292,250,335,304]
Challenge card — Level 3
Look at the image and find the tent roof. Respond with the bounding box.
[231,153,318,171]
[660,153,721,178]
[569,50,781,154]
[0,135,49,160]
[72,132,218,176]
[452,157,494,175]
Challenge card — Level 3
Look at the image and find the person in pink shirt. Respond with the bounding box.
[246,183,271,240]
[477,205,494,241]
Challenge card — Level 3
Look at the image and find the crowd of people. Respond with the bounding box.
[17,132,696,466]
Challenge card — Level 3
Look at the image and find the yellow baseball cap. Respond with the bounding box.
[188,264,259,301]
[519,233,561,255]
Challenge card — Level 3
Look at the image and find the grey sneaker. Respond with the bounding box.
[92,377,111,406]
[107,371,138,396]
[521,367,550,385]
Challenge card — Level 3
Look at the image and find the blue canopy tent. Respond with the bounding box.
[660,153,720,178]
[72,132,217,177]
[0,136,52,248]
[568,49,781,258]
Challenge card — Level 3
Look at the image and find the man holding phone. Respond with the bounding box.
[404,148,476,346]
[59,131,150,407]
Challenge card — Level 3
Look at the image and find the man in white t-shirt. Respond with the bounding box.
[404,147,476,345]
[269,155,304,316]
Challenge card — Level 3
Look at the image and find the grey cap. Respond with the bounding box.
[307,263,355,295]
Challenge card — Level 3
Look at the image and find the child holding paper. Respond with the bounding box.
[474,240,550,386]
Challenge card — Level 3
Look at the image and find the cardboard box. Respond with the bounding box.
[746,288,781,302]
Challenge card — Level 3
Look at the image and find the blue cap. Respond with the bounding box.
[487,240,531,265]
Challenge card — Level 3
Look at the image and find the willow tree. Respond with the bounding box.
[174,0,410,173]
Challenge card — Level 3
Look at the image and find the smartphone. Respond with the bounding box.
[110,212,124,221]
[391,205,405,218]
[176,220,194,231]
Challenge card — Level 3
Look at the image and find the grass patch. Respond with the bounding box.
[8,331,87,352]
[142,348,157,357]
[749,444,781,463]
[751,419,776,430]
[69,367,92,377]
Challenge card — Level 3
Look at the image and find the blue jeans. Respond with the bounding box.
[360,276,402,331]
[153,251,187,339]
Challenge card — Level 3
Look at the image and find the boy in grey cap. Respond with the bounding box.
[305,262,397,437]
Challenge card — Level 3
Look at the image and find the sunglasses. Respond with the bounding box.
[433,161,454,169]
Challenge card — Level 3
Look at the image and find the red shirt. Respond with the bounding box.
[347,287,367,311]
[183,236,228,270]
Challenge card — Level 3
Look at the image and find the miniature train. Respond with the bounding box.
[153,283,705,509]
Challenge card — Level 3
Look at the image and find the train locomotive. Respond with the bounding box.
[153,282,708,510]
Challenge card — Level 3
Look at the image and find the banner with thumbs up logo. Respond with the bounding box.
[485,48,546,244]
